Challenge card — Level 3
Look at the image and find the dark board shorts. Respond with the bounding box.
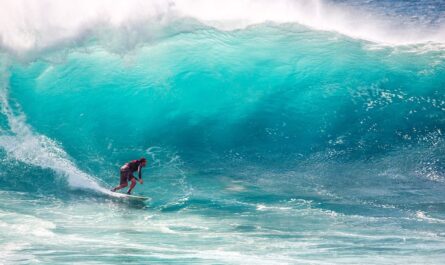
[120,168,135,185]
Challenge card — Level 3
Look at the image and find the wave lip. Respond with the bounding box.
[1,0,445,55]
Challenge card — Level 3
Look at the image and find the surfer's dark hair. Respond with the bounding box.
[139,157,147,163]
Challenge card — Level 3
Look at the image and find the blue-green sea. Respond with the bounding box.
[1,0,445,264]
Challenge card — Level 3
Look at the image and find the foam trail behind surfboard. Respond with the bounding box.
[0,70,108,193]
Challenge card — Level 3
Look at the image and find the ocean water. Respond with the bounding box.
[1,0,445,264]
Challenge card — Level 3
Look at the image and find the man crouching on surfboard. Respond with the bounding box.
[111,158,147,194]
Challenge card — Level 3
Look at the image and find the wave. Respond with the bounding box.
[0,0,445,55]
[2,24,445,160]
[0,10,444,203]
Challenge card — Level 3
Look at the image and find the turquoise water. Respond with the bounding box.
[1,1,445,264]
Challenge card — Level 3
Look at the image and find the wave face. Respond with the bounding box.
[1,1,445,264]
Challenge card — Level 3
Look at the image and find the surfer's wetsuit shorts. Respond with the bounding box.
[120,164,135,184]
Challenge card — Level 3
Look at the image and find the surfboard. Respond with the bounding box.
[123,194,150,201]
[108,191,150,201]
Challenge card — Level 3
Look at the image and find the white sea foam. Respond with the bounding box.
[0,242,38,264]
[0,73,107,192]
[0,0,444,54]
[415,211,445,224]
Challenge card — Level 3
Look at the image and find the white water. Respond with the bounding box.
[0,71,106,192]
[0,0,444,54]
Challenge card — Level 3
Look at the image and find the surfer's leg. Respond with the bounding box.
[112,170,129,191]
[127,177,137,194]
[111,182,127,192]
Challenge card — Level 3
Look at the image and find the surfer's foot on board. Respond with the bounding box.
[111,188,117,192]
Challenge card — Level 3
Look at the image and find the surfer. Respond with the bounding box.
[111,158,147,194]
